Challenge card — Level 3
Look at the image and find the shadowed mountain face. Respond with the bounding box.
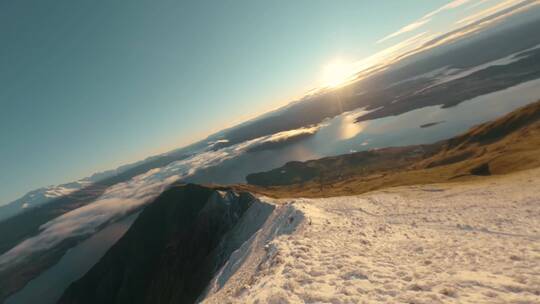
[58,184,273,304]
[0,153,198,303]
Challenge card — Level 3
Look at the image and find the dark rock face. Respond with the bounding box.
[58,184,267,304]
[470,163,491,176]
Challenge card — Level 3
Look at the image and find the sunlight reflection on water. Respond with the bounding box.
[9,78,540,303]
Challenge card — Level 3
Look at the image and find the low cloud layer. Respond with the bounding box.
[377,0,472,44]
[0,126,324,270]
[2,0,538,273]
[349,0,539,84]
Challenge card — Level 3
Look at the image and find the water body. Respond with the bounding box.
[189,77,540,184]
[6,213,138,304]
[311,77,540,155]
[8,77,540,302]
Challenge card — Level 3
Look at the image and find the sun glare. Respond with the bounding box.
[320,59,356,88]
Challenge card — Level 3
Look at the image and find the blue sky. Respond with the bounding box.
[0,0,530,203]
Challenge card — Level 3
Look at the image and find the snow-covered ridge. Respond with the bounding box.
[202,200,304,303]
[0,181,91,222]
[203,167,540,303]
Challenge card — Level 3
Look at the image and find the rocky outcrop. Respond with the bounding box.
[58,183,274,304]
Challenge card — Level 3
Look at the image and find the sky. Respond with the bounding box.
[0,0,535,204]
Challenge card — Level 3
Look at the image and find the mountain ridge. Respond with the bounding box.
[58,184,274,304]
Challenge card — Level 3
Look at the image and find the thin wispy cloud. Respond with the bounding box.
[457,0,538,25]
[342,0,539,86]
[364,32,435,69]
[425,0,473,18]
[466,0,495,10]
[421,0,539,48]
[376,19,431,44]
[377,0,472,44]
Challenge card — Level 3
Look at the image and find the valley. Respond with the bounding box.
[2,8,540,303]
[54,98,540,303]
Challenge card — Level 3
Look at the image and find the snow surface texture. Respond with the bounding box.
[203,168,540,303]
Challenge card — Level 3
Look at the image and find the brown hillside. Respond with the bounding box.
[239,100,540,198]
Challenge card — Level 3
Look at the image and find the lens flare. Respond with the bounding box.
[320,59,356,88]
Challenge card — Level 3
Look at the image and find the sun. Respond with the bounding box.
[320,59,355,88]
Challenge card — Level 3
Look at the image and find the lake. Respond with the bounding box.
[6,213,138,304]
[188,78,540,184]
[9,77,540,303]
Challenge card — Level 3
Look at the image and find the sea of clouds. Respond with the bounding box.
[0,126,321,270]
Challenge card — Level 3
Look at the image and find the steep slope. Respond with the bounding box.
[0,152,197,302]
[417,98,540,173]
[58,184,275,304]
[58,100,540,304]
[205,167,540,303]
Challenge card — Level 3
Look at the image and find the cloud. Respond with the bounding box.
[377,0,472,44]
[348,31,437,82]
[417,0,539,51]
[0,173,179,270]
[457,0,538,25]
[425,0,473,18]
[246,126,320,152]
[349,0,539,85]
[377,18,431,44]
[0,125,327,270]
[258,126,319,144]
[2,0,538,273]
[465,0,494,11]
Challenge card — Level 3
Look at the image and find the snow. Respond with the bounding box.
[1,180,93,220]
[202,167,540,303]
[43,186,79,198]
[202,201,303,302]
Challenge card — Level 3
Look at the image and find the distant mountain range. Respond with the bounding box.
[0,181,88,222]
[2,9,540,303]
[58,98,540,304]
[3,10,540,225]
[244,99,540,198]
